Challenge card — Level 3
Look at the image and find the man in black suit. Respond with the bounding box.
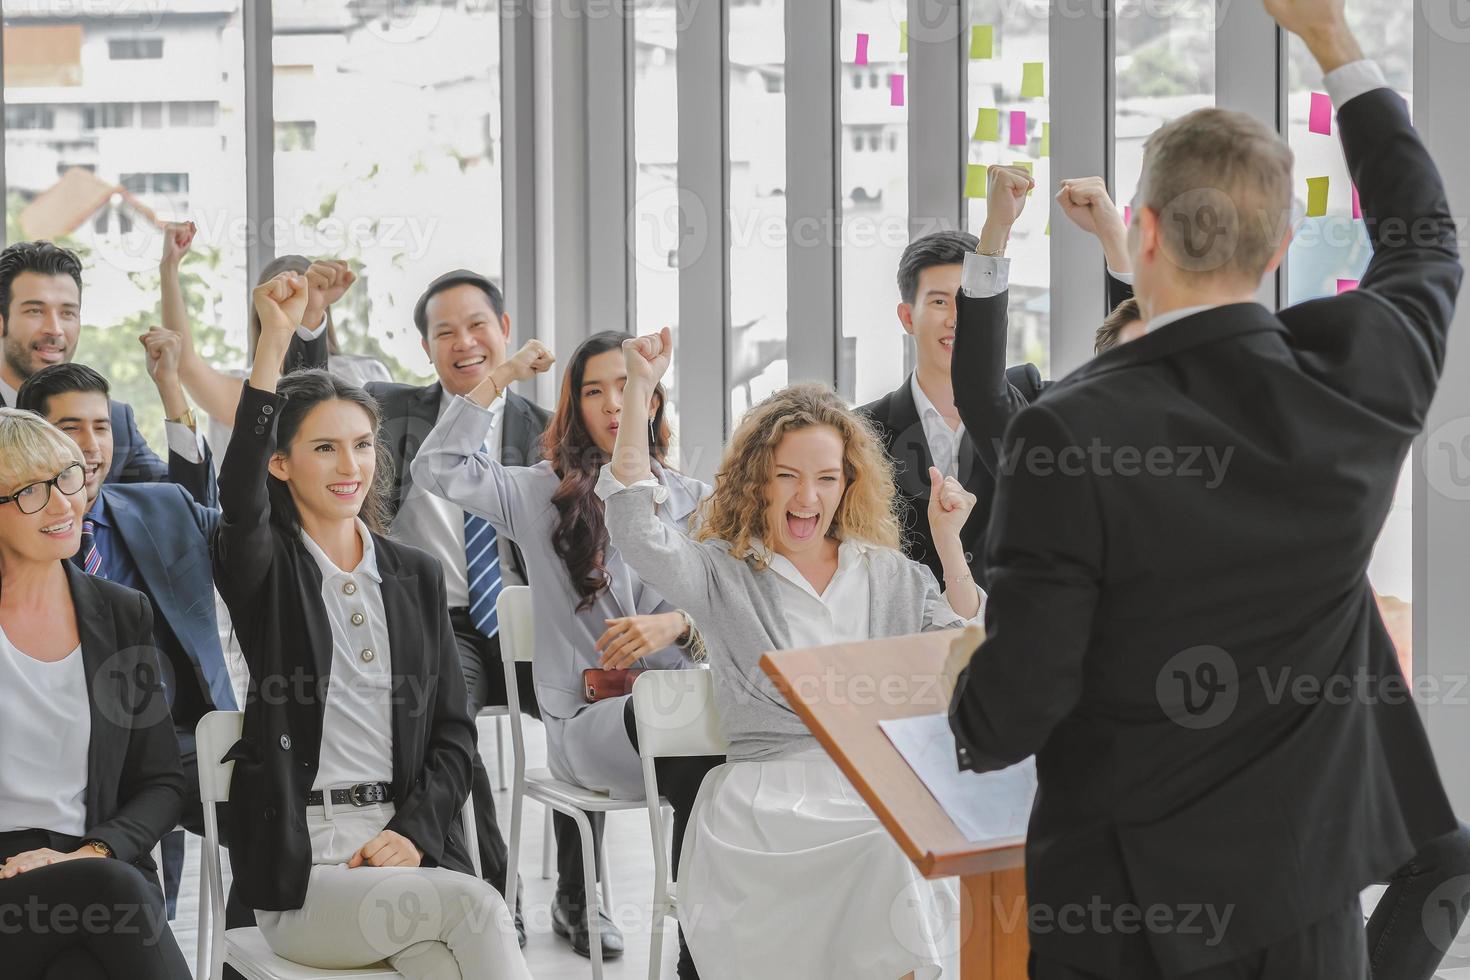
[0,241,215,503]
[859,231,1026,588]
[356,270,616,955]
[951,3,1464,977]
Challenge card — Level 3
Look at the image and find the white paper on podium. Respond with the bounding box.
[878,712,1036,844]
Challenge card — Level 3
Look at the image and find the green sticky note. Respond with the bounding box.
[973,107,1000,142]
[970,25,994,59]
[1012,160,1035,194]
[1040,121,1050,157]
[900,21,908,54]
[965,164,988,199]
[1306,176,1329,217]
[1021,62,1045,98]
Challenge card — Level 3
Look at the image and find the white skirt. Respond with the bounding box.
[678,748,961,980]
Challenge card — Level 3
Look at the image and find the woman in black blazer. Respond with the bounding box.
[0,408,190,980]
[210,272,527,977]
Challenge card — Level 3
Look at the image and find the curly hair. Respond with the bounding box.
[694,382,901,566]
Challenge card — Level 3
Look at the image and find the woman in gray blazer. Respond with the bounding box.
[601,329,985,980]
[413,331,721,977]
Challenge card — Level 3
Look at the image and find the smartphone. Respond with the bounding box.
[582,667,646,703]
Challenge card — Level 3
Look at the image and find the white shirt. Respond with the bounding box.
[0,628,89,836]
[909,373,965,480]
[0,376,17,408]
[765,538,875,648]
[393,389,505,608]
[300,520,395,790]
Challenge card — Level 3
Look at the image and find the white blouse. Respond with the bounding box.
[764,538,876,649]
[0,627,90,836]
[300,520,395,791]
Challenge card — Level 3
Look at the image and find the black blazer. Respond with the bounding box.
[369,379,550,584]
[860,373,1030,588]
[67,566,186,871]
[950,88,1461,974]
[953,273,1133,479]
[211,384,479,911]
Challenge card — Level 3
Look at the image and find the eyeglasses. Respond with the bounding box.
[0,463,86,515]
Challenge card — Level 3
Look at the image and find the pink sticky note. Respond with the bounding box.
[890,73,905,106]
[1337,278,1359,294]
[1124,205,1133,227]
[1309,92,1332,135]
[1352,184,1361,219]
[855,33,869,66]
[1009,110,1027,146]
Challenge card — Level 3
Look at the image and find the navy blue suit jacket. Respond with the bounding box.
[98,482,236,719]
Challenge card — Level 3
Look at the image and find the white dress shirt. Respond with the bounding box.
[765,538,875,648]
[909,373,966,480]
[0,376,17,408]
[393,389,505,608]
[300,520,395,790]
[0,629,89,836]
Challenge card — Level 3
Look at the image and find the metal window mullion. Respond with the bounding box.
[1049,0,1110,376]
[0,3,8,247]
[786,0,838,387]
[586,2,632,334]
[502,0,538,352]
[242,0,274,295]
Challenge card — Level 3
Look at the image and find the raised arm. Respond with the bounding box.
[139,326,218,507]
[408,338,555,539]
[211,273,309,607]
[159,221,252,427]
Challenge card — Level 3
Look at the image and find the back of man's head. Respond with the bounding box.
[1135,108,1293,291]
[896,230,979,305]
[16,362,110,418]
[0,241,84,324]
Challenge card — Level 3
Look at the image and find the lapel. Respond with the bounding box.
[71,565,125,827]
[886,376,933,500]
[1061,303,1287,389]
[500,393,541,468]
[289,534,335,687]
[373,538,425,789]
[395,383,442,513]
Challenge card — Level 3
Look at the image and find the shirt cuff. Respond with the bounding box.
[164,420,204,463]
[594,463,669,504]
[960,252,1011,299]
[295,319,328,343]
[1323,60,1388,109]
[1107,266,1135,286]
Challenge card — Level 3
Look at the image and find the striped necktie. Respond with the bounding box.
[464,512,502,638]
[74,518,102,576]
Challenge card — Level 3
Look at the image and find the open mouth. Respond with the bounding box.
[83,464,101,482]
[327,482,361,499]
[786,509,820,541]
[939,336,954,352]
[453,355,487,370]
[33,343,65,364]
[40,519,75,537]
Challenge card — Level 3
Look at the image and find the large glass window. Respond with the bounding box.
[727,0,788,425]
[1285,0,1413,671]
[271,1,502,384]
[965,0,1049,375]
[2,3,248,450]
[838,0,908,405]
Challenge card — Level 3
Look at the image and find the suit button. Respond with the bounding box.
[351,612,365,626]
[262,404,274,415]
[254,426,265,435]
[256,416,268,425]
[264,805,277,820]
[279,734,292,750]
[343,582,357,596]
[964,551,974,563]
[361,649,376,663]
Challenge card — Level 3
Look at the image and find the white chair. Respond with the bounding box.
[631,667,728,980]
[194,710,482,980]
[476,706,510,791]
[497,585,653,980]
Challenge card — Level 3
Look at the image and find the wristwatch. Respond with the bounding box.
[82,839,113,858]
[166,407,197,431]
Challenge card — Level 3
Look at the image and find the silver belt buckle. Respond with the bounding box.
[349,783,372,807]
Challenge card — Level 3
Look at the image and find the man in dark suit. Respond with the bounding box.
[350,270,613,953]
[859,231,1025,589]
[17,359,235,917]
[951,4,1464,977]
[0,240,215,503]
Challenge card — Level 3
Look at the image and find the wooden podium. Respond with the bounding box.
[761,630,1028,980]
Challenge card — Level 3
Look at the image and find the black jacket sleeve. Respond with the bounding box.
[953,287,1035,479]
[165,437,219,509]
[211,384,281,623]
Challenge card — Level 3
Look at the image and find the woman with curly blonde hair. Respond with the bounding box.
[597,329,982,979]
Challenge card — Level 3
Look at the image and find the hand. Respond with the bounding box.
[302,259,356,328]
[1262,0,1360,71]
[140,326,183,385]
[252,272,310,342]
[347,830,422,869]
[622,327,672,387]
[1055,177,1123,238]
[501,339,556,384]
[0,846,104,879]
[595,613,686,669]
[985,165,1035,230]
[927,466,977,541]
[159,221,196,269]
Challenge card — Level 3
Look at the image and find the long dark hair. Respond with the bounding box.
[267,370,391,537]
[248,255,341,364]
[542,331,671,610]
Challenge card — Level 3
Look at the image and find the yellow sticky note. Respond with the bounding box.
[1021,62,1045,98]
[1045,219,1051,236]
[970,25,994,59]
[1040,121,1050,157]
[1012,160,1035,195]
[973,107,1000,142]
[1306,176,1329,217]
[900,21,908,54]
[965,164,988,199]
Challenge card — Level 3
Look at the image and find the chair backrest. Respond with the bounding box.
[196,709,244,806]
[496,586,535,665]
[632,667,728,759]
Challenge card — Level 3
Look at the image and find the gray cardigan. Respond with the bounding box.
[601,472,972,762]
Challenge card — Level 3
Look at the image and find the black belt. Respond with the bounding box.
[306,782,393,807]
